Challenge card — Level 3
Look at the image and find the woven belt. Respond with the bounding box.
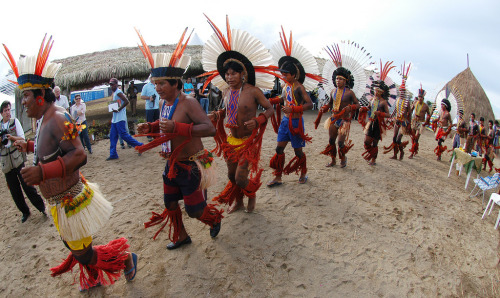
[46,180,84,205]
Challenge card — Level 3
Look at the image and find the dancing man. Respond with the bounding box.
[5,35,137,291]
[384,63,412,160]
[408,86,431,159]
[267,27,322,186]
[317,43,362,168]
[134,28,223,250]
[359,61,394,166]
[201,15,276,213]
[433,99,452,160]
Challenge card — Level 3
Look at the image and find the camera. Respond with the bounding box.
[151,94,156,100]
[0,129,9,146]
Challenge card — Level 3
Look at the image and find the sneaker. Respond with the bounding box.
[106,157,119,161]
[120,144,125,149]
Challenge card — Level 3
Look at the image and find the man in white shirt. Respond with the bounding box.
[53,86,69,111]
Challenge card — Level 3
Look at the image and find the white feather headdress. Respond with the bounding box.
[201,14,278,90]
[270,26,324,91]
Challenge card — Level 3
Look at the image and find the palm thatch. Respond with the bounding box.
[53,45,204,91]
[438,67,494,121]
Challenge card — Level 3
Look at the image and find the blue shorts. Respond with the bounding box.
[277,116,305,148]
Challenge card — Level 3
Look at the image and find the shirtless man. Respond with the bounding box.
[320,67,359,168]
[134,28,223,250]
[361,81,391,165]
[210,61,274,213]
[16,86,136,290]
[465,113,479,153]
[386,81,412,160]
[5,37,136,291]
[409,89,431,159]
[267,61,313,187]
[434,99,452,160]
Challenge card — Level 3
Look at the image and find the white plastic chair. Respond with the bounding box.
[469,173,500,207]
[482,193,500,229]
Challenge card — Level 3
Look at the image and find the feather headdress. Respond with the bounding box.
[398,62,412,98]
[322,41,373,98]
[418,83,426,97]
[2,34,61,90]
[365,60,396,102]
[270,26,324,91]
[434,83,464,120]
[135,27,193,79]
[201,14,278,90]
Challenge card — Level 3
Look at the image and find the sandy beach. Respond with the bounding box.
[1,111,499,297]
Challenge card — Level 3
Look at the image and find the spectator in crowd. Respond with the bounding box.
[0,100,46,222]
[107,78,143,160]
[70,94,92,154]
[197,77,210,114]
[141,77,160,141]
[183,77,194,95]
[127,81,139,116]
[53,86,69,111]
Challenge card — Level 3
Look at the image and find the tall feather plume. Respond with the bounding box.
[169,27,188,67]
[279,26,293,56]
[2,44,19,78]
[324,44,342,67]
[35,35,54,76]
[169,28,193,68]
[379,60,395,81]
[204,13,230,51]
[35,34,47,76]
[226,15,232,49]
[135,27,154,68]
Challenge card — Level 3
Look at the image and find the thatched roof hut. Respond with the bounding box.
[437,67,494,121]
[53,45,204,91]
[53,44,329,93]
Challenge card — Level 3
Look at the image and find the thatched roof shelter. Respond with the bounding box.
[437,67,494,121]
[53,44,330,93]
[53,45,204,91]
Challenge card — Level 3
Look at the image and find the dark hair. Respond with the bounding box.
[222,61,244,74]
[167,79,183,90]
[281,61,297,76]
[1,100,11,113]
[480,117,484,121]
[495,120,499,125]
[471,113,475,117]
[75,94,82,99]
[489,120,493,125]
[32,88,56,103]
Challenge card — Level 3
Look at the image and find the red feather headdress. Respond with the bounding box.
[2,34,61,90]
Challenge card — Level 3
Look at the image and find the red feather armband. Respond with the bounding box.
[320,105,329,113]
[149,120,160,133]
[254,114,267,125]
[39,156,66,181]
[269,97,281,105]
[27,140,35,153]
[291,106,303,113]
[173,121,192,137]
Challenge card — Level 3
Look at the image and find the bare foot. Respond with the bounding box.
[399,151,404,160]
[390,155,397,160]
[246,197,256,213]
[408,154,414,159]
[228,201,244,214]
[368,161,376,166]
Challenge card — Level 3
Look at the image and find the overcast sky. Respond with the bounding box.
[1,0,499,117]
